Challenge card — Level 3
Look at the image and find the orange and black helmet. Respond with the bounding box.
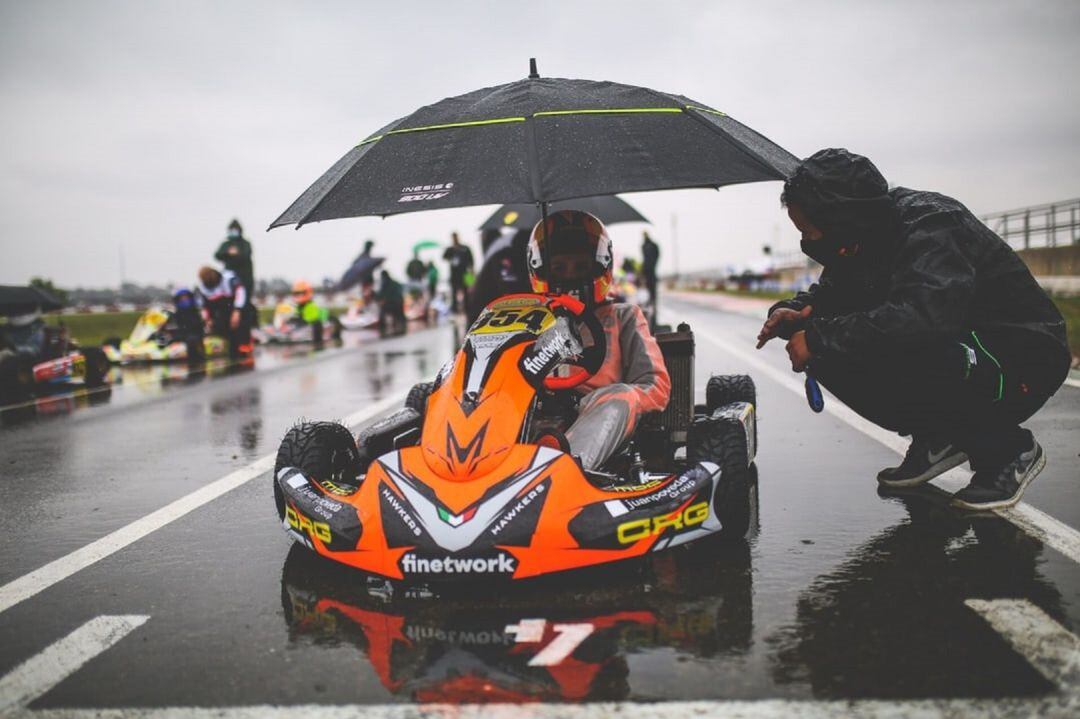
[528,210,613,305]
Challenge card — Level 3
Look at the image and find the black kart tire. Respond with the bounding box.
[687,414,753,539]
[405,381,434,417]
[706,374,756,412]
[82,347,110,387]
[274,421,362,519]
[186,339,206,364]
[329,316,343,341]
[0,352,34,404]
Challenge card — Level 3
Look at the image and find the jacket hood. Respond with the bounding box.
[782,148,897,243]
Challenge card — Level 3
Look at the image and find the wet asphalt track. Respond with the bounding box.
[0,299,1078,715]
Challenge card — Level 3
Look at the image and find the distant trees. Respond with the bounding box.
[29,277,69,306]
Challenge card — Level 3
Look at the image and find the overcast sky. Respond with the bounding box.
[2,0,1078,289]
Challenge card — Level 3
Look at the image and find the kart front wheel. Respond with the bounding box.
[706,374,756,412]
[274,421,362,519]
[82,347,110,387]
[687,412,753,539]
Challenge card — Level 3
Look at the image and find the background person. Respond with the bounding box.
[641,231,660,308]
[168,287,205,362]
[443,231,474,314]
[196,265,252,358]
[214,219,257,336]
[375,269,406,335]
[290,279,328,345]
[757,148,1069,510]
[468,228,531,324]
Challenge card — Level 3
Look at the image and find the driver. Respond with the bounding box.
[291,280,328,344]
[528,210,670,471]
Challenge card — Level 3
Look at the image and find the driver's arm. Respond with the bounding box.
[614,304,670,414]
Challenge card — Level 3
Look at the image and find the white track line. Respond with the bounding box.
[2,607,1071,718]
[689,319,1080,567]
[0,392,407,617]
[1064,377,1080,389]
[966,598,1080,688]
[0,615,148,713]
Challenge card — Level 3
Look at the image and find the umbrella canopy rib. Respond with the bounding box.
[356,106,695,148]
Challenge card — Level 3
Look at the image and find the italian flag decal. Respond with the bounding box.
[437,505,478,527]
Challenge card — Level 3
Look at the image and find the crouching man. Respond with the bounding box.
[758,149,1069,510]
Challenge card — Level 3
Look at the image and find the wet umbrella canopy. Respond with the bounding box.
[479,195,648,231]
[336,255,385,292]
[0,285,64,316]
[271,61,797,228]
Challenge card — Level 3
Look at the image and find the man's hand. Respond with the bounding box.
[786,330,813,372]
[757,305,812,349]
[230,309,241,330]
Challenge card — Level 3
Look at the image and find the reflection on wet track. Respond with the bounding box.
[280,523,756,703]
[0,303,1077,710]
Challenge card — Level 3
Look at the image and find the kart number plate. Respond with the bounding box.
[471,299,554,337]
[70,355,85,378]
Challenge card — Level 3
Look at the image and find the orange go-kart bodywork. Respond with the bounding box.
[276,293,733,581]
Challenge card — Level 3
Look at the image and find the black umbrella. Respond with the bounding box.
[271,60,796,229]
[0,285,64,316]
[336,255,385,292]
[479,195,647,232]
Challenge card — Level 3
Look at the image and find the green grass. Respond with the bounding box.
[45,311,142,346]
[49,306,347,346]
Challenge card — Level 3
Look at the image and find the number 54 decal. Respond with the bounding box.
[504,619,595,666]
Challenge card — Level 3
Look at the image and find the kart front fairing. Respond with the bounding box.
[277,293,731,581]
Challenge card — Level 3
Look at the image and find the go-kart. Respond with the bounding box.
[104,307,227,364]
[254,302,343,344]
[338,301,380,331]
[1,291,112,404]
[274,292,757,582]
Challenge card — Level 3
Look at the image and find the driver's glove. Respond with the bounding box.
[520,316,584,385]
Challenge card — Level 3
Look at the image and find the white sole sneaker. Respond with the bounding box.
[951,445,1046,511]
[877,451,969,488]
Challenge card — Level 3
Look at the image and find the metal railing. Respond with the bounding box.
[980,198,1080,249]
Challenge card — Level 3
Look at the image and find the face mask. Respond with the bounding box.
[801,232,861,265]
[228,230,241,239]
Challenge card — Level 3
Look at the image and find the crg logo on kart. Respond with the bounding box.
[285,505,332,543]
[616,501,709,545]
[400,551,517,575]
[398,182,454,203]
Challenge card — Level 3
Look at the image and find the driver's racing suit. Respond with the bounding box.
[563,302,670,471]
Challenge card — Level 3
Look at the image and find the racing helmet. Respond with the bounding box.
[291,279,314,304]
[527,210,613,305]
[172,287,195,311]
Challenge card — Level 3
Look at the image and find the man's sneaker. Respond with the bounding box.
[877,436,968,488]
[951,438,1045,511]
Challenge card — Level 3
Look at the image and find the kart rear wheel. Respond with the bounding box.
[687,413,753,539]
[706,374,756,413]
[82,347,110,387]
[274,422,362,520]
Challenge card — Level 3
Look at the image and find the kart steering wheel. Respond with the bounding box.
[543,295,607,391]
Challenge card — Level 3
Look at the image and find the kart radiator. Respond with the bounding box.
[649,323,694,442]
